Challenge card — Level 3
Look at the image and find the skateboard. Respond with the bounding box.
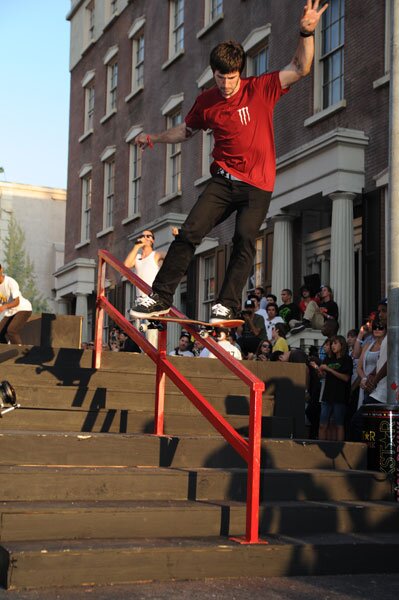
[138,316,244,337]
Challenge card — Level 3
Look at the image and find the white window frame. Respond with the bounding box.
[127,17,146,100]
[80,70,95,140]
[98,146,116,236]
[160,93,184,203]
[78,164,92,246]
[200,253,216,321]
[373,1,391,88]
[169,0,184,59]
[247,237,264,293]
[243,25,271,77]
[85,0,95,46]
[208,0,223,25]
[102,46,119,121]
[128,143,142,219]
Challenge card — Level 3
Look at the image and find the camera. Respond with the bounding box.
[0,381,20,417]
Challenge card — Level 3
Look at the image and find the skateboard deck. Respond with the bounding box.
[138,316,243,333]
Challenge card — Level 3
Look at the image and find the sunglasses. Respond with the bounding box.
[262,344,271,349]
[143,234,154,239]
[372,325,385,331]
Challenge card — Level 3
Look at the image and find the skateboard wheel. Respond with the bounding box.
[139,324,148,333]
[199,330,209,339]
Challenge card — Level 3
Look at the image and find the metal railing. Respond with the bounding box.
[93,249,266,544]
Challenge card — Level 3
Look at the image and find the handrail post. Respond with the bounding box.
[93,255,106,369]
[154,326,167,435]
[245,387,263,543]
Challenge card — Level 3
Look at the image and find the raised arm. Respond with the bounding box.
[279,0,328,89]
[134,123,197,150]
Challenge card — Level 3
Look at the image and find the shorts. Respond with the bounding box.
[319,401,347,427]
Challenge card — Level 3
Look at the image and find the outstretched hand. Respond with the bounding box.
[300,0,328,35]
[134,133,153,150]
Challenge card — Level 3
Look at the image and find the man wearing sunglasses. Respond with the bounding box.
[124,230,165,301]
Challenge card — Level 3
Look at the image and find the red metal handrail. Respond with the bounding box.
[93,249,266,544]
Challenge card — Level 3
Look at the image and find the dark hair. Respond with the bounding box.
[331,335,348,357]
[255,286,265,294]
[270,350,284,362]
[281,288,292,297]
[347,329,358,337]
[371,318,386,331]
[299,285,310,296]
[255,339,272,358]
[274,323,287,338]
[266,302,279,311]
[210,40,246,74]
[322,319,339,337]
[266,294,277,302]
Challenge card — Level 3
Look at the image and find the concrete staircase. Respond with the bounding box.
[0,345,398,590]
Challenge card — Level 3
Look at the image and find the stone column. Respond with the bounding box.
[319,254,330,287]
[271,214,294,295]
[56,299,69,315]
[329,192,356,335]
[75,292,89,343]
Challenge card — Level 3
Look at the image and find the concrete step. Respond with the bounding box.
[2,532,399,589]
[0,465,393,502]
[1,408,290,437]
[0,499,398,543]
[0,432,367,470]
[13,384,275,416]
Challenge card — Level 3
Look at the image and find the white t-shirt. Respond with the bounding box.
[200,339,242,360]
[135,251,160,298]
[168,349,194,357]
[265,315,285,341]
[369,336,387,404]
[0,275,32,316]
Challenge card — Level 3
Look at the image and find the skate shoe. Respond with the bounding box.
[210,302,234,324]
[129,294,170,319]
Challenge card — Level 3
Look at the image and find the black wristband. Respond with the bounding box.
[300,30,315,37]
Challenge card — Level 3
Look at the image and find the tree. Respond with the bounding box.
[3,215,50,313]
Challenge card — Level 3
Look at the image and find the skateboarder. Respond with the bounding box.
[129,1,328,323]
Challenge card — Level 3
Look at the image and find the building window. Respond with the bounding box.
[209,0,223,23]
[84,84,95,132]
[384,0,391,75]
[247,238,263,292]
[128,143,141,217]
[166,110,182,195]
[202,129,214,176]
[251,46,269,76]
[107,61,118,113]
[80,173,92,243]
[85,0,95,44]
[169,0,184,58]
[132,32,144,91]
[202,254,215,321]
[321,0,344,108]
[103,159,115,229]
[111,0,118,15]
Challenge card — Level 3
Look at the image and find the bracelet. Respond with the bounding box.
[300,30,315,37]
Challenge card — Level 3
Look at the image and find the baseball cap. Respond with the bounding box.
[244,299,255,308]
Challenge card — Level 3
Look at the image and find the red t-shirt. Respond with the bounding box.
[185,71,288,191]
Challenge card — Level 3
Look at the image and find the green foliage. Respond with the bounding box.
[3,215,50,313]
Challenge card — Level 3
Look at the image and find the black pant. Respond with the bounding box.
[153,176,272,310]
[0,311,32,345]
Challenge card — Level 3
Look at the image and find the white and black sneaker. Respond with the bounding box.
[210,302,234,324]
[129,294,170,319]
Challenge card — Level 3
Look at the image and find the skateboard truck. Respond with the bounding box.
[0,380,20,417]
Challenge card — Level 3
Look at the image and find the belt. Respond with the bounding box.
[215,167,243,182]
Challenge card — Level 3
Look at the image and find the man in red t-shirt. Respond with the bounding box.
[130,1,328,323]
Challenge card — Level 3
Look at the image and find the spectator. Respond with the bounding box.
[236,299,267,358]
[266,293,277,305]
[200,327,242,360]
[252,339,273,361]
[248,293,268,327]
[265,302,285,341]
[0,264,33,345]
[278,289,300,329]
[350,318,387,441]
[271,322,289,353]
[290,285,339,335]
[169,332,194,357]
[254,286,268,310]
[119,331,141,353]
[317,335,352,442]
[192,339,204,357]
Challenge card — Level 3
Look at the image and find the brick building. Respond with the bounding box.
[56,0,390,342]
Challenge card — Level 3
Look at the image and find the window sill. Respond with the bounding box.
[194,173,212,187]
[161,49,184,71]
[373,73,390,89]
[122,212,141,225]
[96,226,114,238]
[125,86,144,103]
[75,240,90,249]
[79,129,94,143]
[103,12,119,32]
[196,14,224,39]
[100,109,117,124]
[158,191,182,206]
[81,38,96,57]
[304,99,347,127]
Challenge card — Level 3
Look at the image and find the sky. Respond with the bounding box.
[0,1,70,190]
